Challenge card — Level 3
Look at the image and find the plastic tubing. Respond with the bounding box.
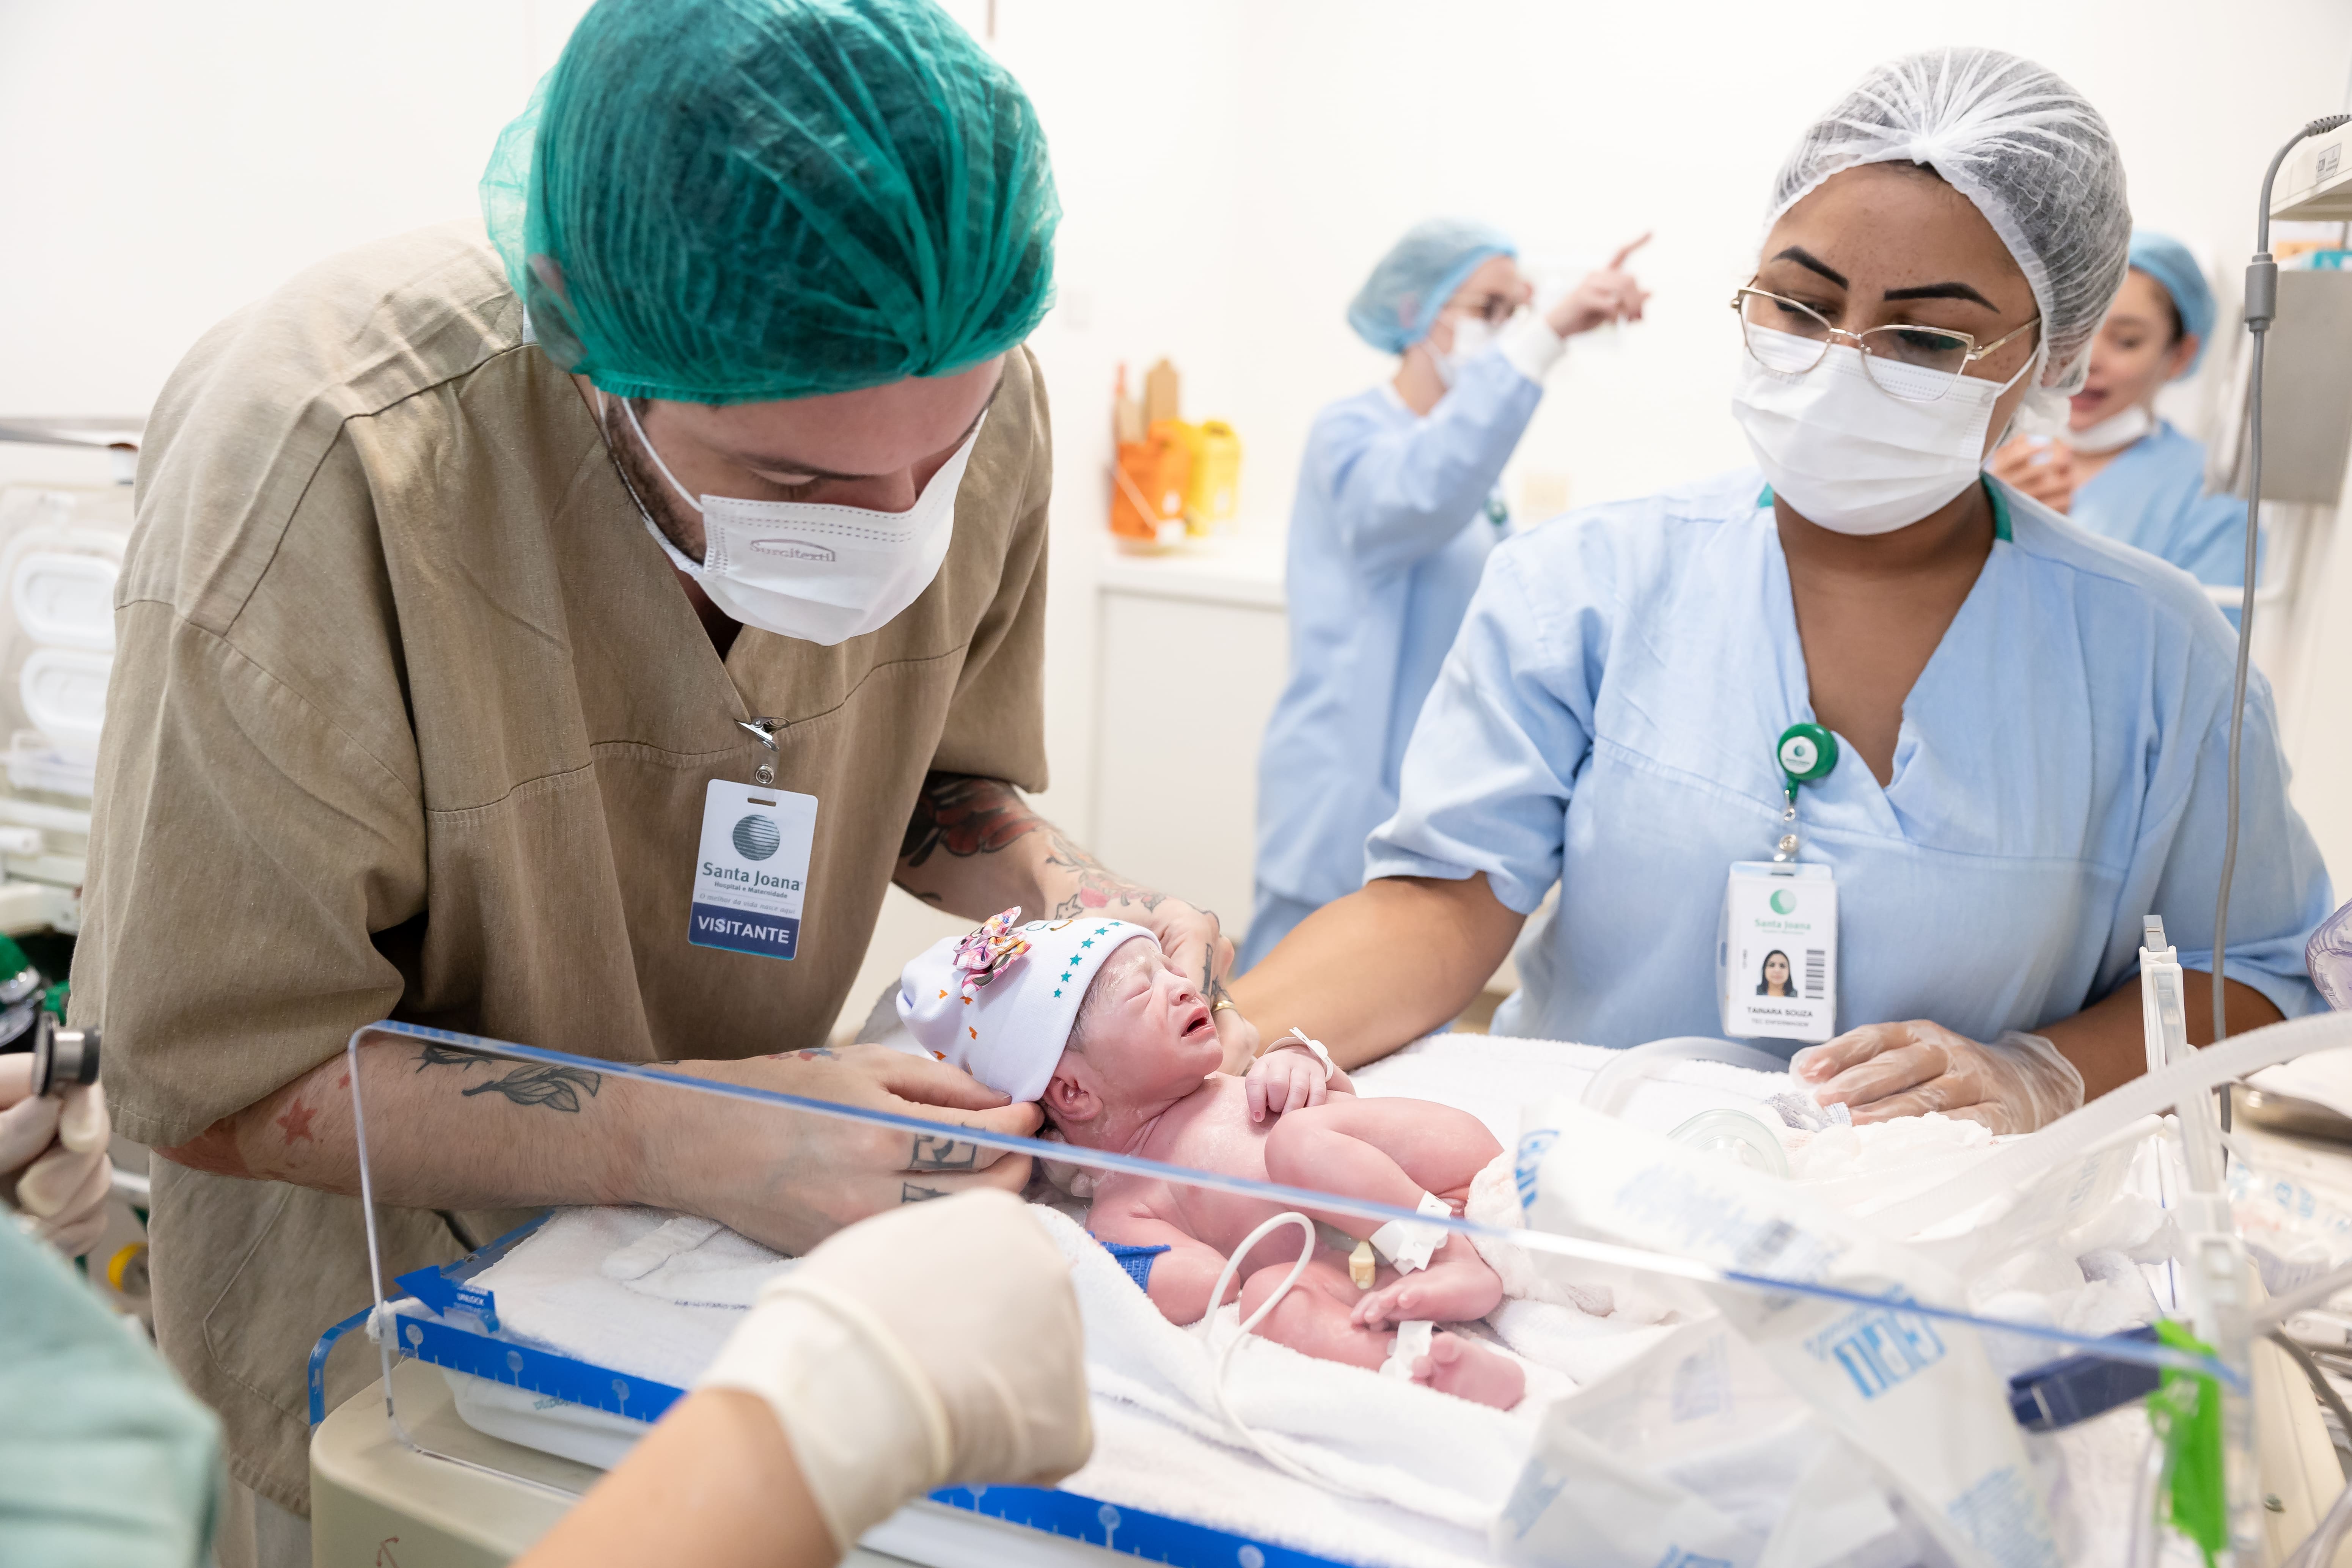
[1874,1010,2352,1238]
[1194,1210,1376,1499]
[1582,1035,1796,1119]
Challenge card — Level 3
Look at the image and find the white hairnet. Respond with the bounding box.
[1766,47,2131,400]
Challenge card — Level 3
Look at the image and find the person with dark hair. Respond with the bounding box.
[1758,950,1794,998]
[1236,49,2329,1146]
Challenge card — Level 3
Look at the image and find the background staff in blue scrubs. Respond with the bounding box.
[1990,231,2252,612]
[1240,221,1649,973]
[1233,49,2331,1135]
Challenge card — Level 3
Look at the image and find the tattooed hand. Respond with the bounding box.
[895,772,1257,1065]
[636,1044,1042,1255]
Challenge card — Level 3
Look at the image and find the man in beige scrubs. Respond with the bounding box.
[70,3,1247,1562]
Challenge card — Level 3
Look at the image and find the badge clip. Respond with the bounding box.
[1772,722,1838,862]
[738,716,786,787]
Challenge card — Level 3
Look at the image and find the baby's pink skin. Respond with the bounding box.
[1046,942,1521,1409]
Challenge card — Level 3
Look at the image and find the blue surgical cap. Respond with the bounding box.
[481,0,1060,405]
[1346,218,1516,353]
[2126,231,2216,375]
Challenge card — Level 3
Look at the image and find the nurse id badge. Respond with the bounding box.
[690,780,818,960]
[1720,861,1837,1043]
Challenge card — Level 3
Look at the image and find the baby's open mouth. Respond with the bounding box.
[1179,1003,1215,1040]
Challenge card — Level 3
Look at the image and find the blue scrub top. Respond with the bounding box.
[1252,350,1542,918]
[1368,468,2331,1049]
[2071,418,2251,614]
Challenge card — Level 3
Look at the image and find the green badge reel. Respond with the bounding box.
[1772,722,1838,861]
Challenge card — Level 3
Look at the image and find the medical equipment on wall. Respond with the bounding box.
[0,422,140,934]
[2208,112,2352,1062]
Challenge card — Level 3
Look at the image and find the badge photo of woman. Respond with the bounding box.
[1758,950,1794,998]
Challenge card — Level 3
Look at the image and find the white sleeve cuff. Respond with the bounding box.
[1500,315,1568,384]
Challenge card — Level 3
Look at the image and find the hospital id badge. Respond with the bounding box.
[1720,861,1837,1043]
[690,780,818,960]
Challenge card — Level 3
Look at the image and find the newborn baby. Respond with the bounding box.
[899,910,1523,1409]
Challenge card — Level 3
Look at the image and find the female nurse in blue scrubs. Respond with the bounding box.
[1232,49,2333,1134]
[1989,231,2250,607]
[1238,222,1650,973]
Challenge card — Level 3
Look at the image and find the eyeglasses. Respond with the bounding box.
[1447,291,1524,327]
[1730,286,2041,404]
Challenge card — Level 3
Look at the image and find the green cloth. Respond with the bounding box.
[1755,477,2014,541]
[0,1222,219,1566]
[481,0,1060,405]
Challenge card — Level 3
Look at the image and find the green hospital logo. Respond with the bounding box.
[732,814,782,861]
[1770,889,1797,915]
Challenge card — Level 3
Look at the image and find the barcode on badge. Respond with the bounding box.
[1804,949,1826,999]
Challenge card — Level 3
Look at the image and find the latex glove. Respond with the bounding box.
[0,1055,113,1258]
[1793,1021,2084,1134]
[1987,435,2076,514]
[697,1189,1090,1549]
[1545,234,1653,338]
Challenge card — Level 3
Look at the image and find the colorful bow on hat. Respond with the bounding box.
[952,907,1033,995]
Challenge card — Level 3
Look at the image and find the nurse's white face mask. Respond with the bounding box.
[2065,402,2153,455]
[609,391,982,647]
[1426,314,1497,389]
[1730,325,2033,536]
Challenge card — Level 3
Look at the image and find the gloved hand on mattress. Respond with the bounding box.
[1792,1021,2084,1135]
[0,1054,112,1260]
[696,1188,1091,1549]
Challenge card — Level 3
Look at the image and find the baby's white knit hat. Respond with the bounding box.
[896,908,1155,1102]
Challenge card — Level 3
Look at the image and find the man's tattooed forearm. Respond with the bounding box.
[416,1046,602,1113]
[1043,828,1167,916]
[900,773,1044,867]
[900,771,1185,924]
[910,1134,981,1171]
[902,1183,948,1203]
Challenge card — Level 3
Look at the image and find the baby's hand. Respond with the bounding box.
[1246,1045,1335,1122]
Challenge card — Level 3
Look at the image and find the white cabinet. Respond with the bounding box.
[1087,540,1288,947]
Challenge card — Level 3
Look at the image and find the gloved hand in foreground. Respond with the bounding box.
[0,1054,112,1258]
[1792,1020,2085,1135]
[698,1188,1091,1551]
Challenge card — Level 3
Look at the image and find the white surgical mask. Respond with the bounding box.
[1730,325,2033,536]
[1426,314,1497,388]
[611,393,981,646]
[2064,402,2153,454]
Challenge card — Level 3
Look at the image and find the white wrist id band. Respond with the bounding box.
[1367,1191,1452,1274]
[1381,1320,1436,1379]
[1278,1026,1336,1084]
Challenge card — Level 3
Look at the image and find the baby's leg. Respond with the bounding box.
[1236,1252,1524,1411]
[1262,1099,1504,1327]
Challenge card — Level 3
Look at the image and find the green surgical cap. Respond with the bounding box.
[481,0,1061,405]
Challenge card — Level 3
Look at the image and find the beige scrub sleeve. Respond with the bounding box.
[77,466,427,1151]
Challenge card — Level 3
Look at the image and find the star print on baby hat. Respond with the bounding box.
[896,910,1156,1102]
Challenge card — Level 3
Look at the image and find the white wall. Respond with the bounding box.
[5,0,2350,1026]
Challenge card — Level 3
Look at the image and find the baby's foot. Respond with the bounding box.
[1414,1332,1525,1410]
[1351,1253,1504,1330]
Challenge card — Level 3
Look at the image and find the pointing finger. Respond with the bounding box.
[1609,232,1654,270]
